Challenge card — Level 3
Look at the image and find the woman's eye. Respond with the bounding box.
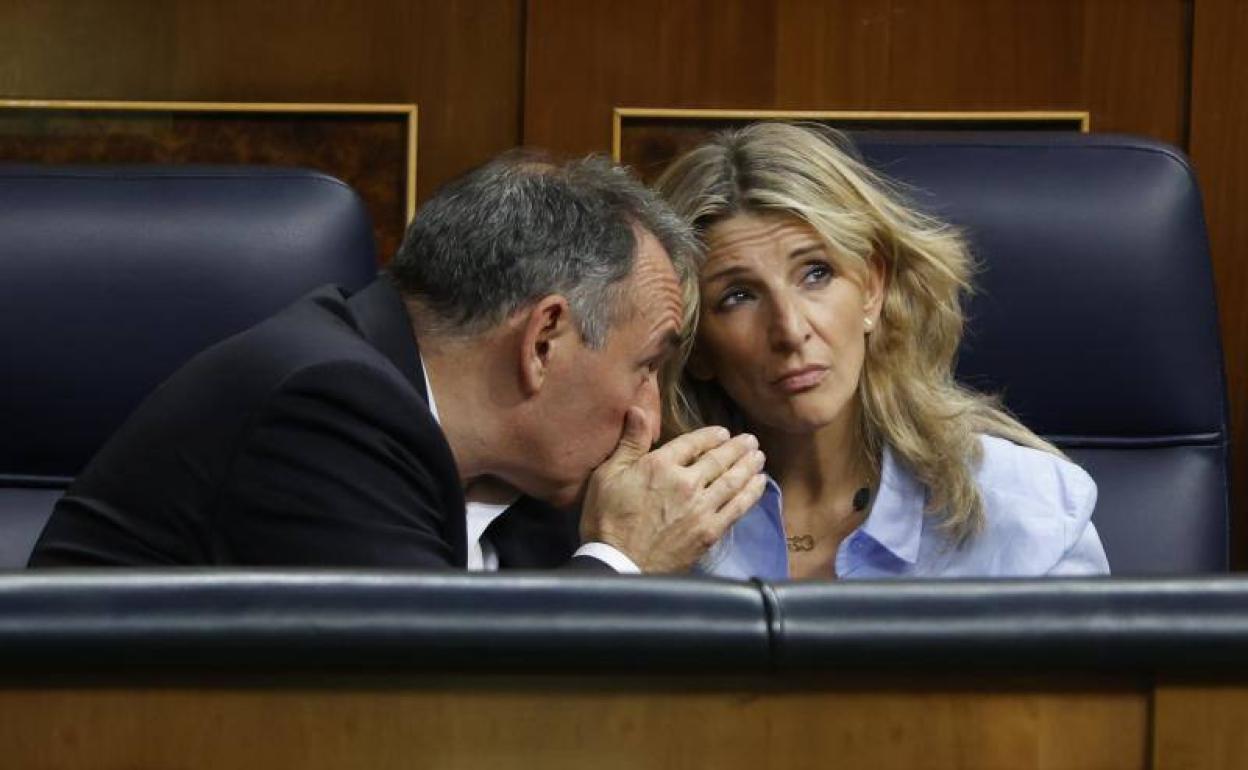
[717,288,753,309]
[802,263,833,285]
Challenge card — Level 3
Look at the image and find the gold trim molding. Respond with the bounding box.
[612,107,1091,161]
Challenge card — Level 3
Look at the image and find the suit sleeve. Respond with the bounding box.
[215,360,464,567]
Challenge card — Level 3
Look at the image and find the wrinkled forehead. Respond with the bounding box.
[702,209,867,279]
[628,228,684,318]
[705,211,817,251]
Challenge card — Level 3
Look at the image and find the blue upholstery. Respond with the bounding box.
[853,133,1230,575]
[0,166,378,565]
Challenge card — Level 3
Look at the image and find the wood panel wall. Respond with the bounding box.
[524,0,1189,152]
[0,0,523,212]
[2,0,1246,565]
[1190,0,1248,566]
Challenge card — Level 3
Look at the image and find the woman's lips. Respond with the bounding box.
[772,366,828,394]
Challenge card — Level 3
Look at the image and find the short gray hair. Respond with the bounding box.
[388,151,698,348]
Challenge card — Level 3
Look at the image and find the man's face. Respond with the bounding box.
[527,229,684,508]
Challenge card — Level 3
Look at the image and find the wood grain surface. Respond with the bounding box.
[524,0,1187,154]
[1154,679,1248,770]
[0,675,1149,770]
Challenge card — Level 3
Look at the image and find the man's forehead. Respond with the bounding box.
[630,239,683,318]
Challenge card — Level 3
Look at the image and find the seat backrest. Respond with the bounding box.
[853,133,1229,574]
[0,166,378,566]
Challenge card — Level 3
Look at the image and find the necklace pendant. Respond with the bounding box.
[786,534,815,552]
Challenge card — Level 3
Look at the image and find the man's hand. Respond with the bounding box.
[580,407,767,573]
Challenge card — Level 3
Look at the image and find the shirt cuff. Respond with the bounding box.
[573,542,641,574]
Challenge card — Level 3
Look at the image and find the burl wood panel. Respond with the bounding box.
[618,114,1085,185]
[0,676,1149,770]
[525,0,1188,155]
[1190,0,1248,568]
[0,108,409,258]
[0,0,523,255]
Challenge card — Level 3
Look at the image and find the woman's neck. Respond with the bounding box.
[755,411,867,508]
[753,409,874,580]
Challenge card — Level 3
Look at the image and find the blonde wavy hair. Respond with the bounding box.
[653,122,1057,542]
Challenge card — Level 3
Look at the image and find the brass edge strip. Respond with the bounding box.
[0,98,413,114]
[611,107,1093,159]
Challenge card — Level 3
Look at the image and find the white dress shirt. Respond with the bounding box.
[419,357,639,573]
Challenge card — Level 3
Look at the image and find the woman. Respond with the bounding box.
[654,123,1109,580]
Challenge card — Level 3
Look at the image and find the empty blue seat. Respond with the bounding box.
[0,166,377,566]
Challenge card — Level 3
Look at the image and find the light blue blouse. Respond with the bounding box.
[697,435,1111,580]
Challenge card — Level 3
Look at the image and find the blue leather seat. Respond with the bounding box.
[0,166,378,566]
[1,139,1227,575]
[854,133,1229,574]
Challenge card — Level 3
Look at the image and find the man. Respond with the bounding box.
[29,153,766,572]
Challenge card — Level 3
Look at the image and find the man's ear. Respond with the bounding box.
[518,294,574,397]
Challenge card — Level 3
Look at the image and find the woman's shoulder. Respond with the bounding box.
[974,435,1096,520]
[964,434,1107,575]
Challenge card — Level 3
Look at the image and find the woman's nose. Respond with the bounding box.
[768,295,809,351]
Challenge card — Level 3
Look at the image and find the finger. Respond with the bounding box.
[604,406,652,467]
[650,425,733,466]
[715,473,768,528]
[687,472,768,562]
[700,448,766,513]
[689,433,759,488]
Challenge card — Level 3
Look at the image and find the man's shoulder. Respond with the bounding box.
[174,281,418,408]
[36,283,451,567]
[202,285,380,382]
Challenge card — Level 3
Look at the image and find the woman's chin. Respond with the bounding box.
[747,403,848,436]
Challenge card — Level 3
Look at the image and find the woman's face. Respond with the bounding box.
[693,212,883,436]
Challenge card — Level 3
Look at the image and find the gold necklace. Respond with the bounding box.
[786,487,871,553]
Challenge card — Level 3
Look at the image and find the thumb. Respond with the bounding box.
[608,406,652,465]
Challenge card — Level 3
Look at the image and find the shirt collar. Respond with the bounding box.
[856,446,926,564]
[420,355,440,424]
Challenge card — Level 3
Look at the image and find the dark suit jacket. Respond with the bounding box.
[29,277,595,569]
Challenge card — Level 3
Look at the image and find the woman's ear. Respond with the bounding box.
[862,252,888,328]
[518,295,573,396]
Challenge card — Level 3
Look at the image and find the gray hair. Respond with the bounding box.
[388,151,699,348]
